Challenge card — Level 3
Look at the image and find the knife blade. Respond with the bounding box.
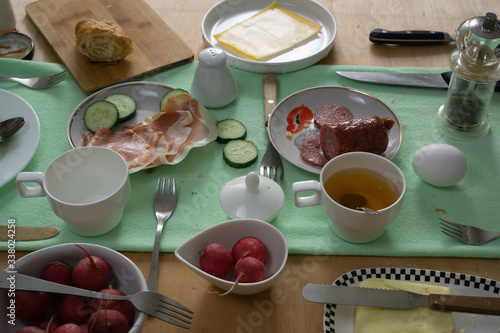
[336,71,500,92]
[369,28,456,45]
[0,225,59,241]
[302,284,500,315]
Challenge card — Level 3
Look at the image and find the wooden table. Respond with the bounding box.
[3,0,500,331]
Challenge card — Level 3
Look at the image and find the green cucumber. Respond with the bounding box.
[83,100,119,133]
[216,119,247,143]
[160,88,189,110]
[223,140,258,168]
[104,93,137,122]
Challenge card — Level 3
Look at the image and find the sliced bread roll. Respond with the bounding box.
[75,19,134,62]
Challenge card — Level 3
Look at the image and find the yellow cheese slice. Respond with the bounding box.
[213,2,322,61]
[354,279,454,333]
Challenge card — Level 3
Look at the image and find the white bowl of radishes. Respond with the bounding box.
[1,243,147,333]
[175,218,288,295]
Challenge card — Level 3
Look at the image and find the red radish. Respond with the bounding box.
[199,243,233,279]
[15,327,47,333]
[32,317,60,332]
[88,309,129,333]
[57,295,90,324]
[53,323,84,333]
[14,290,50,321]
[72,245,112,291]
[79,323,89,333]
[231,237,268,264]
[221,256,267,296]
[40,261,73,286]
[88,289,135,324]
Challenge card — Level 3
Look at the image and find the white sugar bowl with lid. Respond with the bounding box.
[219,172,285,222]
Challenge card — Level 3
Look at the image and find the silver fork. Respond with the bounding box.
[439,218,500,245]
[147,177,176,292]
[0,271,193,329]
[0,71,67,89]
[260,73,283,186]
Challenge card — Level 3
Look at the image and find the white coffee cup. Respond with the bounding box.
[293,152,406,243]
[16,147,131,236]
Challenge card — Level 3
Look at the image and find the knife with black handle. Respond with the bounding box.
[369,28,455,45]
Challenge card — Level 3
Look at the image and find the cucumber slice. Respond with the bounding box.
[216,119,247,143]
[83,100,119,133]
[104,93,137,122]
[223,140,258,168]
[160,88,189,110]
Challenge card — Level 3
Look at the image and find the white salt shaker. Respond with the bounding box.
[0,0,16,32]
[190,48,238,108]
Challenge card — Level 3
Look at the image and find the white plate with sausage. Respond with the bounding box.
[267,86,403,174]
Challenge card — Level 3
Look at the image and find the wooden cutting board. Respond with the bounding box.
[26,0,194,94]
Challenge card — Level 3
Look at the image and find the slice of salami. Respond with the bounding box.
[300,137,328,167]
[320,116,390,160]
[314,104,354,128]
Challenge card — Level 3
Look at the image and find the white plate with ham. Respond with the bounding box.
[67,82,218,173]
[267,86,403,174]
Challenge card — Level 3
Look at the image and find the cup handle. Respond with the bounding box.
[16,172,46,198]
[292,180,322,207]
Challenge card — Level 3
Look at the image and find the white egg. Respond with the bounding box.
[412,144,467,187]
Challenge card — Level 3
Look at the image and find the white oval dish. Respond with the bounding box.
[0,243,147,332]
[202,0,337,73]
[268,86,403,174]
[175,219,288,295]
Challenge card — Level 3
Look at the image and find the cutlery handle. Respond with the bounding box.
[429,294,500,315]
[263,73,277,125]
[0,271,126,301]
[369,29,453,45]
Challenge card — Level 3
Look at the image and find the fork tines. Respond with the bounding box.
[260,165,283,186]
[439,218,468,243]
[156,295,193,329]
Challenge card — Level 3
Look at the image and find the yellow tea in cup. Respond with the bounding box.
[324,167,399,211]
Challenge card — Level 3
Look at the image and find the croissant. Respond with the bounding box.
[75,19,134,62]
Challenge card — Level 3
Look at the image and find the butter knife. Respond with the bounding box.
[302,284,500,315]
[0,225,59,241]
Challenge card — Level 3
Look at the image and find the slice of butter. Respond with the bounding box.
[213,2,322,60]
[355,279,454,333]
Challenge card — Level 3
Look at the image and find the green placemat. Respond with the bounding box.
[1,58,500,258]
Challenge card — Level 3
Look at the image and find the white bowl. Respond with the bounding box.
[1,243,146,332]
[175,219,288,295]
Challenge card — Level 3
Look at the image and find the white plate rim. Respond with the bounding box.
[0,89,40,187]
[202,0,337,73]
[67,81,175,149]
[324,267,500,332]
[268,86,403,174]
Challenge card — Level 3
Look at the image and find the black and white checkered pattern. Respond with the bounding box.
[323,267,500,333]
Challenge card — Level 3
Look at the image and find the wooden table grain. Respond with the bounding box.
[4,0,500,332]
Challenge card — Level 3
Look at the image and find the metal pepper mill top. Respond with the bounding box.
[436,12,500,141]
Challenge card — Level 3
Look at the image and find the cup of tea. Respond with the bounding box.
[16,147,131,236]
[292,152,406,243]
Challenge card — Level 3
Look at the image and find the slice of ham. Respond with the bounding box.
[82,93,217,172]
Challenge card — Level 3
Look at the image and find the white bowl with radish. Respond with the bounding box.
[1,243,147,333]
[175,218,288,295]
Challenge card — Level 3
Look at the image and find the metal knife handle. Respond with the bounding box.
[429,294,500,315]
[369,29,452,45]
[0,271,127,301]
[263,73,277,125]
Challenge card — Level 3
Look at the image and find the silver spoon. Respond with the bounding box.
[0,117,25,142]
[339,193,381,215]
